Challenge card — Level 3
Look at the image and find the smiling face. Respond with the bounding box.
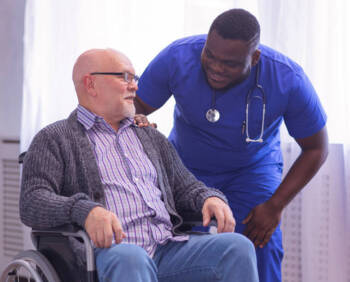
[201,29,260,90]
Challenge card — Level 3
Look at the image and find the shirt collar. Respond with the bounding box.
[77,105,135,131]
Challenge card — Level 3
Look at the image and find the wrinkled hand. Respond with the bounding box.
[242,201,282,248]
[202,197,236,233]
[84,206,126,248]
[133,114,157,128]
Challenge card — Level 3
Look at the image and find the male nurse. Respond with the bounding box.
[135,9,328,282]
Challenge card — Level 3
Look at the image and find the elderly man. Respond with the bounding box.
[20,49,258,282]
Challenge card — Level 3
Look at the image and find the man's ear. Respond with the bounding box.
[251,49,261,66]
[83,75,97,97]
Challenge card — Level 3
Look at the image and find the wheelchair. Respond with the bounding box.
[1,152,216,282]
[0,223,96,282]
[1,215,214,282]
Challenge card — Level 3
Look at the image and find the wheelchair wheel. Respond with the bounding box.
[0,250,60,282]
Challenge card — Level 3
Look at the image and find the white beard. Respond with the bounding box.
[123,103,136,119]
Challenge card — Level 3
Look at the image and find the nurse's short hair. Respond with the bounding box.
[209,9,260,47]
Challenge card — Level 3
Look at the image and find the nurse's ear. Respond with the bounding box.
[251,49,261,67]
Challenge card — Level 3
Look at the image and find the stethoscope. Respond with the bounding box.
[205,62,266,143]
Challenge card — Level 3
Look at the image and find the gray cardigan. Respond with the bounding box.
[20,110,227,237]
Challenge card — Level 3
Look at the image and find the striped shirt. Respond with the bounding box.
[77,105,188,256]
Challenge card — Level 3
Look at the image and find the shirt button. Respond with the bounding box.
[134,177,138,182]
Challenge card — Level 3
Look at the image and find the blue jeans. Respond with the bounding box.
[234,223,283,282]
[95,233,259,282]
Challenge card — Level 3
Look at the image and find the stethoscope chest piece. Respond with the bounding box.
[206,108,220,123]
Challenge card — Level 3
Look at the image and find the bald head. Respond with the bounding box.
[72,48,129,94]
[71,48,138,131]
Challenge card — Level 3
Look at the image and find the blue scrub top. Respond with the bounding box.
[138,35,327,215]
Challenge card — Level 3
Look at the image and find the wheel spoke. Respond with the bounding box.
[1,250,60,282]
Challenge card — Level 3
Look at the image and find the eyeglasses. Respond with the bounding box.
[90,72,140,84]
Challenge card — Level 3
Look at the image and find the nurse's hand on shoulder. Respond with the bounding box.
[242,200,282,248]
[202,197,236,233]
[133,114,157,128]
[85,206,126,248]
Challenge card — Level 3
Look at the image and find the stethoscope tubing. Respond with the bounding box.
[206,62,266,142]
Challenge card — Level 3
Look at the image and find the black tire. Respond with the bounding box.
[0,249,61,282]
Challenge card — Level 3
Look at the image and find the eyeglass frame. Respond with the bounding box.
[90,72,140,84]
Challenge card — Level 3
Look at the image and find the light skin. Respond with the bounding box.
[72,49,235,248]
[202,197,235,233]
[134,29,329,248]
[73,49,138,131]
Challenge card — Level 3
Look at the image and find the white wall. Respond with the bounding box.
[0,0,25,139]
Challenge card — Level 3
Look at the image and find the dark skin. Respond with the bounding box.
[242,127,328,247]
[134,29,329,248]
[200,30,260,90]
[133,114,157,128]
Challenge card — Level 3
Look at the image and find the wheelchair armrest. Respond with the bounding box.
[31,224,95,272]
[181,211,217,227]
[32,224,89,243]
[32,223,81,234]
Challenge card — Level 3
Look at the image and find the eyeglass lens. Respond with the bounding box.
[124,73,139,84]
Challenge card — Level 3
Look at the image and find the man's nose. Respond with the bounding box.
[128,81,138,91]
[210,60,225,73]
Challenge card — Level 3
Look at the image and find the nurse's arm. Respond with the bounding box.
[243,126,329,247]
[134,95,158,115]
[271,125,329,209]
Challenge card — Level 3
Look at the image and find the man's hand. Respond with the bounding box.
[84,206,126,248]
[202,197,235,233]
[242,200,282,248]
[133,114,157,128]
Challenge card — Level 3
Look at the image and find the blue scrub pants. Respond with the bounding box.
[235,223,284,282]
[95,233,259,282]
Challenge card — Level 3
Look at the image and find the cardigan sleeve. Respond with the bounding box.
[19,127,102,229]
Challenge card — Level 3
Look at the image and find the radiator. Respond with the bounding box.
[281,143,349,282]
[0,138,32,272]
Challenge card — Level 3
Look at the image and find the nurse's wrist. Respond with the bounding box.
[267,196,286,212]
